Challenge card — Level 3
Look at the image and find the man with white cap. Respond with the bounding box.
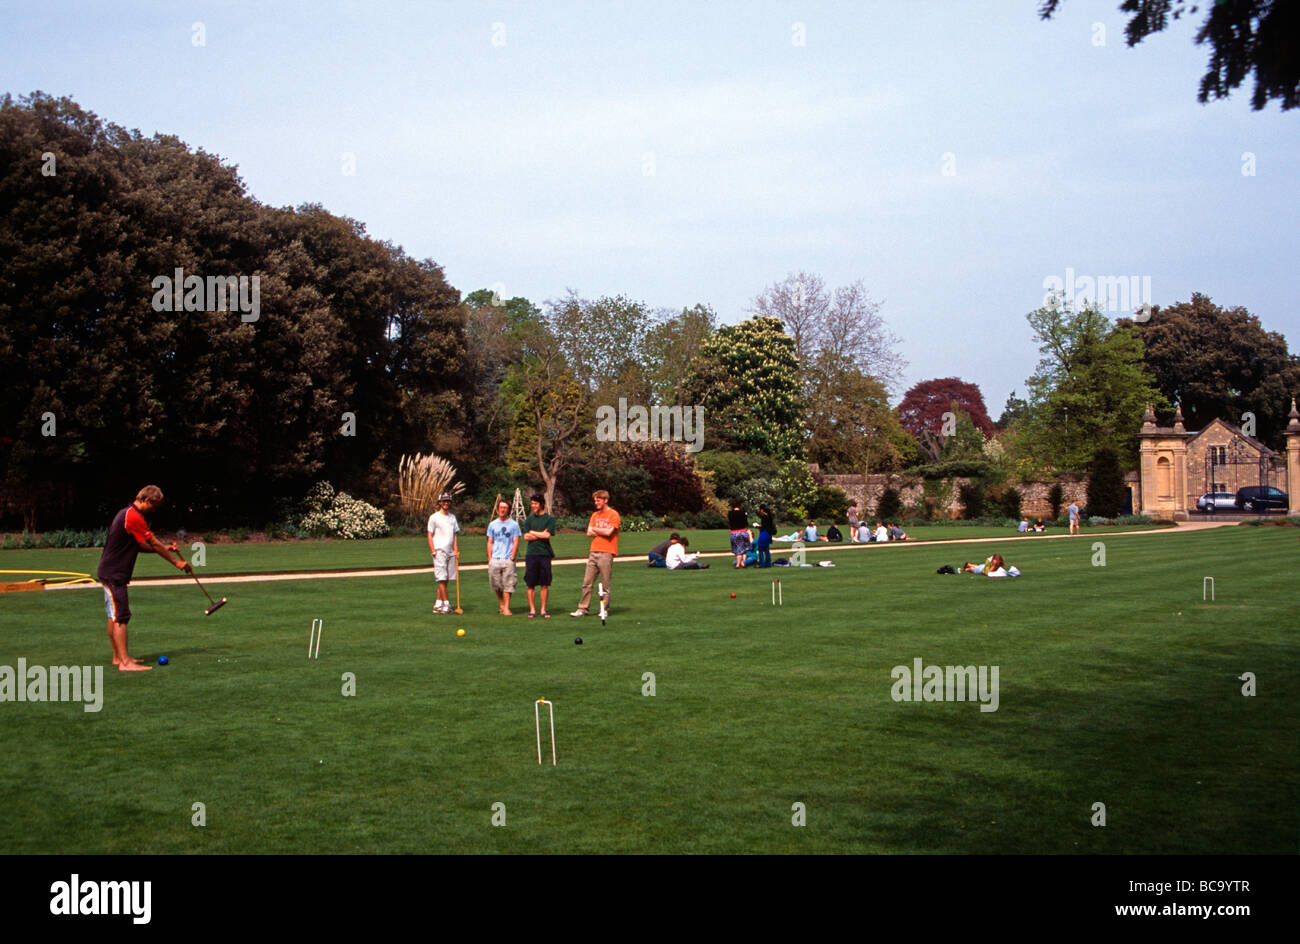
[427,492,460,614]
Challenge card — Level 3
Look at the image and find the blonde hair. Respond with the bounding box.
[592,490,610,502]
[136,485,164,504]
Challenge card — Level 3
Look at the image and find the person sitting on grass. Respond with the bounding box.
[1018,518,1029,533]
[804,520,819,542]
[1034,517,1045,532]
[874,521,889,543]
[648,534,675,568]
[857,521,872,543]
[666,535,709,570]
[888,522,908,541]
[826,522,843,542]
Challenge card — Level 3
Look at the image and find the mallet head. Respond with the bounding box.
[205,597,228,616]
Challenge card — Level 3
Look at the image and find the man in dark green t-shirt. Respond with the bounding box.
[522,494,557,618]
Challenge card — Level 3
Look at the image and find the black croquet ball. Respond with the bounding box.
[574,637,583,645]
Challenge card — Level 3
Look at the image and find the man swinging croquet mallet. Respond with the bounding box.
[96,485,190,671]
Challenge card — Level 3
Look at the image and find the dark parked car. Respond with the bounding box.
[1235,486,1288,513]
[1196,491,1237,512]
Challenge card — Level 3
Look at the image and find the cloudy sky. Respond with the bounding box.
[4,0,1297,412]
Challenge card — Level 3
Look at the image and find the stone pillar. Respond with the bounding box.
[1286,399,1300,516]
[1137,404,1160,517]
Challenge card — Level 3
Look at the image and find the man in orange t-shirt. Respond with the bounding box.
[570,489,620,618]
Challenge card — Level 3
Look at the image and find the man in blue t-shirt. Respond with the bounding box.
[486,499,522,616]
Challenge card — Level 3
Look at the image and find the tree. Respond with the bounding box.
[939,410,987,462]
[683,316,804,460]
[996,390,1030,430]
[1122,293,1300,447]
[822,281,905,389]
[804,355,911,473]
[546,290,650,395]
[752,273,905,390]
[752,272,829,366]
[1017,297,1169,470]
[876,487,903,521]
[0,93,473,527]
[504,348,590,515]
[897,378,995,462]
[1039,1,1300,111]
[460,291,546,479]
[644,303,717,406]
[1086,446,1127,517]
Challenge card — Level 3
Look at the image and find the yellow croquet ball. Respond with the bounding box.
[456,628,466,637]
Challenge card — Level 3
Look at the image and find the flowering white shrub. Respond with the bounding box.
[297,481,389,539]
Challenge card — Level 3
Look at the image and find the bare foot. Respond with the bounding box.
[113,657,146,666]
[502,609,513,617]
[118,661,153,672]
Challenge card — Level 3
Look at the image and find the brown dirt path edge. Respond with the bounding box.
[44,521,1236,591]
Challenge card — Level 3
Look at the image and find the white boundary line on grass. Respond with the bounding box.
[43,520,1236,590]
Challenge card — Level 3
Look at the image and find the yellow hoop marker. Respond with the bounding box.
[0,570,96,588]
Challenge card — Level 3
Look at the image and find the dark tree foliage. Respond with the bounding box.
[997,486,1024,520]
[693,450,781,503]
[0,93,470,527]
[875,487,903,522]
[1122,294,1300,447]
[1086,447,1127,517]
[958,481,987,520]
[1048,482,1065,519]
[1040,1,1300,111]
[622,442,707,516]
[897,378,994,462]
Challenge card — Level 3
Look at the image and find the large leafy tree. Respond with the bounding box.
[1039,0,1300,111]
[752,272,904,388]
[0,92,469,527]
[897,378,995,462]
[1122,293,1300,447]
[1017,297,1168,469]
[644,303,717,407]
[546,290,651,396]
[684,316,803,460]
[503,345,591,515]
[804,355,911,472]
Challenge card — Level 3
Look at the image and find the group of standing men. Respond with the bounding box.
[426,490,620,619]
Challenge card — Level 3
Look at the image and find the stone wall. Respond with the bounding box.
[821,473,1089,520]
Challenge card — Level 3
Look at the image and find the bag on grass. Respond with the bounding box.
[936,565,957,574]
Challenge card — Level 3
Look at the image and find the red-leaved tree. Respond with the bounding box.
[896,378,994,462]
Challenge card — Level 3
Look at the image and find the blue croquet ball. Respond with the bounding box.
[574,637,583,645]
[158,656,169,665]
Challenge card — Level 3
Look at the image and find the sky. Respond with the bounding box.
[3,0,1297,413]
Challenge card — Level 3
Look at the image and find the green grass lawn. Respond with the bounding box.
[0,521,1167,578]
[0,525,1293,853]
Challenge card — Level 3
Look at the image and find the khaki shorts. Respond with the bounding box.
[433,550,457,582]
[488,559,517,593]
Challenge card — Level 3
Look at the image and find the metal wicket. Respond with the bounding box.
[535,698,556,765]
[308,618,323,659]
[771,579,782,606]
[1203,576,1215,601]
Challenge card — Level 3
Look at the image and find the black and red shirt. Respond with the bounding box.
[96,505,154,585]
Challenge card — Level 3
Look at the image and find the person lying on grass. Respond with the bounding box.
[962,554,1019,577]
